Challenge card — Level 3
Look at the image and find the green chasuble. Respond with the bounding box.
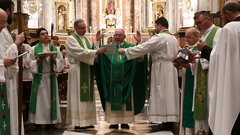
[94,41,147,115]
[182,46,197,128]
[0,82,11,135]
[194,26,219,120]
[72,33,94,101]
[29,42,58,119]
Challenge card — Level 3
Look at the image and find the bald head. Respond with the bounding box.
[114,29,126,43]
[185,27,200,46]
[0,8,7,32]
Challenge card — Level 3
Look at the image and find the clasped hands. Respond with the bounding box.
[188,39,206,63]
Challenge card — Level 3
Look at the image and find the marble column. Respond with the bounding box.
[68,0,75,27]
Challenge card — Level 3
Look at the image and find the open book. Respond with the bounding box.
[36,51,57,58]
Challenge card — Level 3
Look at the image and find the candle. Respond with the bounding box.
[89,26,92,33]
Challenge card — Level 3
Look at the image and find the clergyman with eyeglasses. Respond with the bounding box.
[190,11,221,134]
[65,19,106,130]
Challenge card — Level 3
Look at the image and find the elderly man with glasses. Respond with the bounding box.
[189,11,221,135]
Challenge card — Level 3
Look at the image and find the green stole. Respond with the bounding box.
[72,33,94,101]
[29,42,57,119]
[94,41,147,114]
[194,26,219,120]
[182,46,197,128]
[0,82,11,135]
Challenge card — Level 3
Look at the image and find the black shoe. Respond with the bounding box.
[109,124,118,129]
[85,125,94,129]
[45,124,58,130]
[158,122,173,131]
[75,126,86,130]
[158,124,168,131]
[121,124,129,129]
[35,124,41,131]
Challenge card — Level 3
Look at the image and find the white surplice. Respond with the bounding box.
[0,27,25,135]
[65,32,97,127]
[125,33,179,123]
[208,21,240,135]
[192,24,221,133]
[25,43,64,124]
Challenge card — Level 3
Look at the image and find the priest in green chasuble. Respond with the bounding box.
[94,29,147,129]
[65,19,106,129]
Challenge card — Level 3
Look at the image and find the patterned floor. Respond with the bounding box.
[24,83,179,135]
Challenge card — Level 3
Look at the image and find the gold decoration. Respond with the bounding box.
[66,27,75,35]
[197,125,206,135]
[147,27,156,37]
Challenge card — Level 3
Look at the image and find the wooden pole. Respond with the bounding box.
[50,23,54,128]
[17,0,23,134]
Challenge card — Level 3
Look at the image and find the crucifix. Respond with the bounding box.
[1,101,5,110]
[0,82,4,89]
[32,89,37,93]
[3,121,7,130]
[113,100,120,107]
[81,83,88,93]
[113,77,120,83]
[115,53,120,59]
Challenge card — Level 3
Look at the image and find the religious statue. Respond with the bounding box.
[58,9,64,30]
[107,0,115,14]
[155,10,163,20]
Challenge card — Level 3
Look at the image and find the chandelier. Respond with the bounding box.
[23,0,42,19]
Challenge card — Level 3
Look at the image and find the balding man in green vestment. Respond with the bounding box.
[94,29,147,129]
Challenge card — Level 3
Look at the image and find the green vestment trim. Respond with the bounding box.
[29,42,57,119]
[194,26,219,120]
[159,29,172,34]
[182,46,197,128]
[72,33,94,101]
[0,82,11,135]
[94,41,147,114]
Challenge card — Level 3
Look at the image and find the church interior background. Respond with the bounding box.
[10,0,229,134]
[11,0,225,47]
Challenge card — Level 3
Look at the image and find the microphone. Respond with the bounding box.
[116,42,122,60]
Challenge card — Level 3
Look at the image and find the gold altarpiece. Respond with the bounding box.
[55,2,68,33]
[151,0,166,27]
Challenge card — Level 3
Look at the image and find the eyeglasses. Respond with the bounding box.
[0,21,6,26]
[195,17,208,26]
[76,26,86,29]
